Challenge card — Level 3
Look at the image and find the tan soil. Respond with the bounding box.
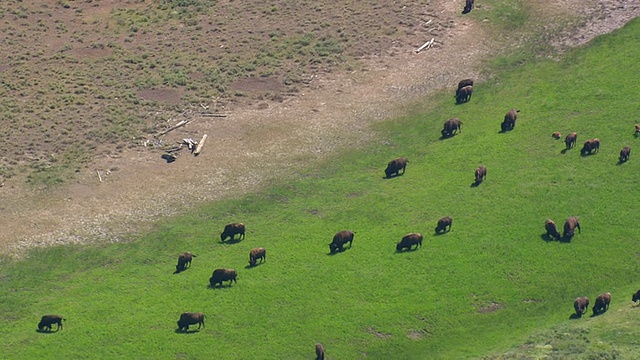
[1,1,638,257]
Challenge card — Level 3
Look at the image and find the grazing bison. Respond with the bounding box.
[396,233,423,252]
[552,132,561,139]
[635,124,640,136]
[220,223,245,242]
[249,247,266,267]
[592,293,611,315]
[455,85,473,104]
[175,252,196,273]
[209,268,238,287]
[441,118,462,138]
[474,165,487,184]
[501,108,519,132]
[574,296,589,317]
[619,146,631,163]
[544,219,561,241]
[177,312,205,332]
[462,0,474,14]
[563,216,581,240]
[580,138,600,156]
[329,230,355,253]
[385,157,408,178]
[632,289,640,303]
[457,79,474,91]
[315,343,326,360]
[38,315,65,332]
[435,216,453,234]
[565,132,577,149]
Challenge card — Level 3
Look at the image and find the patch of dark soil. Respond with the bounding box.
[366,326,392,339]
[478,302,504,314]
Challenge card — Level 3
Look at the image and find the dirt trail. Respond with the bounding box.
[1,1,638,257]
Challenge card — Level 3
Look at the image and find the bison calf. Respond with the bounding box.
[544,219,561,241]
[315,343,325,360]
[329,230,354,253]
[563,216,581,240]
[635,124,640,136]
[455,85,473,104]
[209,268,238,287]
[501,108,519,132]
[441,118,462,138]
[435,216,453,234]
[38,315,65,332]
[220,223,245,242]
[619,146,631,163]
[385,157,408,178]
[175,252,196,273]
[177,312,205,332]
[565,132,577,149]
[592,293,611,315]
[396,233,423,252]
[552,132,561,139]
[474,166,487,184]
[574,296,589,317]
[249,247,266,267]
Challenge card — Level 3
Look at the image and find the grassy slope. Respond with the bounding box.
[1,15,640,360]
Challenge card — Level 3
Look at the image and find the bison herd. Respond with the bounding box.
[573,292,612,318]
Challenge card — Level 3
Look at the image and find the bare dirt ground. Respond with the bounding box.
[1,0,638,257]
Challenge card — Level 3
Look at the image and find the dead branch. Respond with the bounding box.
[155,120,189,137]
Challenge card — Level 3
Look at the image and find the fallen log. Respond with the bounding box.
[155,120,188,137]
[194,134,208,156]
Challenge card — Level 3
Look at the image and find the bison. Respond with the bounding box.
[552,132,562,139]
[592,292,611,315]
[220,223,245,242]
[563,216,581,240]
[441,118,462,138]
[619,146,631,163]
[435,216,453,234]
[462,0,474,14]
[501,108,519,132]
[632,289,640,303]
[315,343,326,360]
[580,138,600,156]
[396,233,423,252]
[544,219,561,241]
[209,268,238,287]
[635,124,640,136]
[177,312,205,332]
[574,296,589,317]
[474,165,487,184]
[455,85,473,104]
[38,315,65,332]
[329,230,354,253]
[565,132,577,149]
[175,252,196,273]
[457,79,474,91]
[385,157,408,178]
[249,247,266,267]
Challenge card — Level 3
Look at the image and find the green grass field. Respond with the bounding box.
[1,15,640,360]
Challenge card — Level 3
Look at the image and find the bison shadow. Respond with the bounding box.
[36,329,59,334]
[327,248,350,256]
[395,248,420,254]
[174,328,200,334]
[470,180,482,188]
[590,310,607,318]
[383,174,403,180]
[173,268,189,275]
[569,313,583,320]
[560,148,570,154]
[220,238,243,245]
[207,284,234,290]
[439,134,455,141]
[244,263,263,269]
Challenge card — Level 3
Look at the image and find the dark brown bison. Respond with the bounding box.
[563,216,581,239]
[632,289,640,303]
[38,315,65,332]
[619,146,631,163]
[544,219,561,241]
[177,312,205,332]
[441,118,462,138]
[220,223,245,242]
[574,296,589,317]
[501,108,519,132]
[396,233,423,252]
[385,157,408,178]
[592,292,611,315]
[462,0,474,14]
[175,252,196,273]
[457,79,473,91]
[315,343,325,360]
[565,132,577,149]
[475,165,486,184]
[580,138,600,155]
[552,132,561,139]
[209,268,238,287]
[329,230,354,253]
[249,247,266,267]
[435,216,453,234]
[455,85,473,104]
